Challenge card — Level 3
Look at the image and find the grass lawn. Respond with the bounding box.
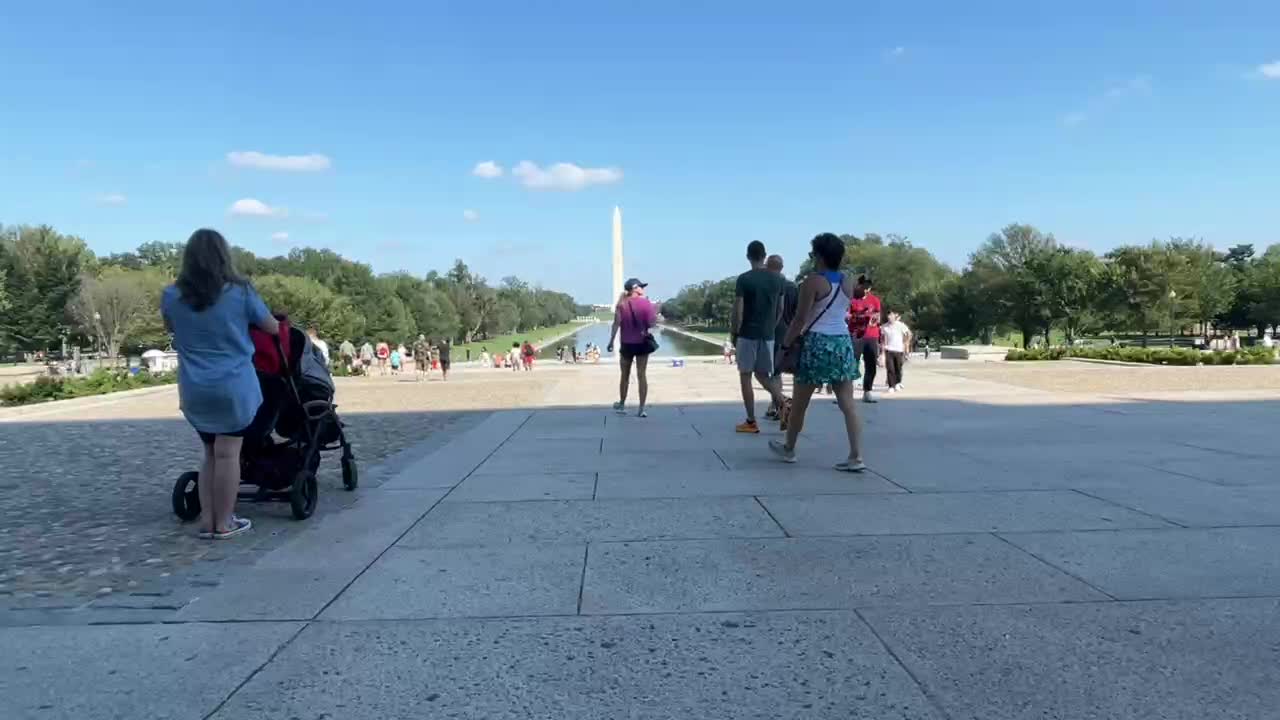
[453,321,591,357]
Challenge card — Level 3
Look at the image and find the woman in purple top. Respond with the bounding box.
[606,278,657,417]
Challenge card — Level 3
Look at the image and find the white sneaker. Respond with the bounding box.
[886,387,896,394]
[895,383,904,391]
[863,391,877,403]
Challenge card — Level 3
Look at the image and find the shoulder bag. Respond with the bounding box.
[626,300,660,354]
[779,275,842,374]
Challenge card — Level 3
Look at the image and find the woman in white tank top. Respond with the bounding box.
[771,233,865,472]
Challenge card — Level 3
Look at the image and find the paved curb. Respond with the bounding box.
[0,384,176,422]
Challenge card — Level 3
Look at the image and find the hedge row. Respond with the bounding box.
[1005,346,1276,366]
[0,368,177,407]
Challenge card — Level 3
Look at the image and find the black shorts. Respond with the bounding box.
[196,401,274,445]
[440,359,451,370]
[620,342,654,359]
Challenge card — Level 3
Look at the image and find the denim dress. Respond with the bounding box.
[161,283,272,434]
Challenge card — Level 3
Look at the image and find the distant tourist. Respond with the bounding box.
[723,340,734,364]
[389,346,402,374]
[439,338,451,381]
[162,228,278,539]
[479,346,492,368]
[522,341,536,371]
[608,278,657,417]
[765,254,798,421]
[375,341,390,375]
[731,240,785,434]
[359,341,374,375]
[557,346,566,363]
[509,343,521,372]
[307,326,330,366]
[849,274,883,402]
[770,233,865,472]
[881,310,912,393]
[338,338,356,370]
[413,335,430,381]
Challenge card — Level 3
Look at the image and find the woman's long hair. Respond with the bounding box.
[176,228,246,311]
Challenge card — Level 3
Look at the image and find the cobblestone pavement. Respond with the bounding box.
[0,368,563,613]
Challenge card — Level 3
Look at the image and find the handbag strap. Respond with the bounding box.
[799,274,843,338]
[625,299,644,330]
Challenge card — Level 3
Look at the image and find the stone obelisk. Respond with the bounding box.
[611,206,624,304]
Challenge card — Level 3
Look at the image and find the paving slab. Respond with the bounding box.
[861,598,1280,720]
[1001,526,1280,599]
[581,535,1105,614]
[759,490,1172,536]
[0,621,302,720]
[399,497,782,547]
[1082,482,1280,527]
[445,472,597,502]
[380,410,531,490]
[320,544,584,620]
[473,448,727,475]
[1147,454,1280,486]
[176,567,358,621]
[211,612,943,720]
[594,468,904,499]
[253,488,447,569]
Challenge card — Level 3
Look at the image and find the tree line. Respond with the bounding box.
[660,225,1280,347]
[0,223,589,357]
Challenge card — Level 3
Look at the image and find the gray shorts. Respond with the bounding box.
[736,337,774,376]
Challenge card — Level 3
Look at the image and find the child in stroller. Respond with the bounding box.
[173,318,357,521]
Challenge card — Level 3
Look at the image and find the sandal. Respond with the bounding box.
[213,516,252,539]
[834,460,867,473]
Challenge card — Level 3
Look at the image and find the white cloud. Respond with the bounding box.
[270,231,290,244]
[1105,74,1152,98]
[462,209,480,222]
[228,198,288,218]
[1062,74,1152,127]
[511,161,623,191]
[889,46,906,58]
[471,161,504,179]
[227,150,332,172]
[1259,61,1280,79]
[95,192,127,206]
[1061,111,1088,127]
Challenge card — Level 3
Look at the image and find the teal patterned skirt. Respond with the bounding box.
[795,332,859,387]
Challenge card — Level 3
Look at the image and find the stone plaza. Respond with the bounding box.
[4,358,1280,718]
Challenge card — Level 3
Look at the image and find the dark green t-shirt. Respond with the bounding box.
[735,268,785,340]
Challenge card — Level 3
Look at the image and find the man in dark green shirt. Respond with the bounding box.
[731,240,785,433]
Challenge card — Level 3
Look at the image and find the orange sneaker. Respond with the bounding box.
[735,420,760,434]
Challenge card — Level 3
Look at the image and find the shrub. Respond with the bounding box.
[0,368,176,407]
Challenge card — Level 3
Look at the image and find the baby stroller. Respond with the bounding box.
[171,317,357,521]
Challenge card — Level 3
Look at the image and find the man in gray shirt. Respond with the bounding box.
[731,240,785,433]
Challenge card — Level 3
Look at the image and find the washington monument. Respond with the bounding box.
[611,206,624,303]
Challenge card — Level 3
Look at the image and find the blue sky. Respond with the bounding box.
[2,1,1278,303]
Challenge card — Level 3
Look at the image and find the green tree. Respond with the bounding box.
[68,267,155,357]
[409,286,461,341]
[0,224,94,352]
[254,274,365,342]
[362,281,416,344]
[1041,248,1105,344]
[972,224,1056,348]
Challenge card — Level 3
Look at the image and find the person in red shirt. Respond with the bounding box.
[847,275,883,402]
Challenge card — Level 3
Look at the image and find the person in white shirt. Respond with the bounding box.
[307,326,330,366]
[880,311,911,393]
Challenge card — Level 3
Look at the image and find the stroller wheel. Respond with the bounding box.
[172,471,201,522]
[289,471,318,520]
[342,456,358,491]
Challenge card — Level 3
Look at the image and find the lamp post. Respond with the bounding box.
[1168,290,1177,349]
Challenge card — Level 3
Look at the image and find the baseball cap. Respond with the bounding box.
[624,278,647,291]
